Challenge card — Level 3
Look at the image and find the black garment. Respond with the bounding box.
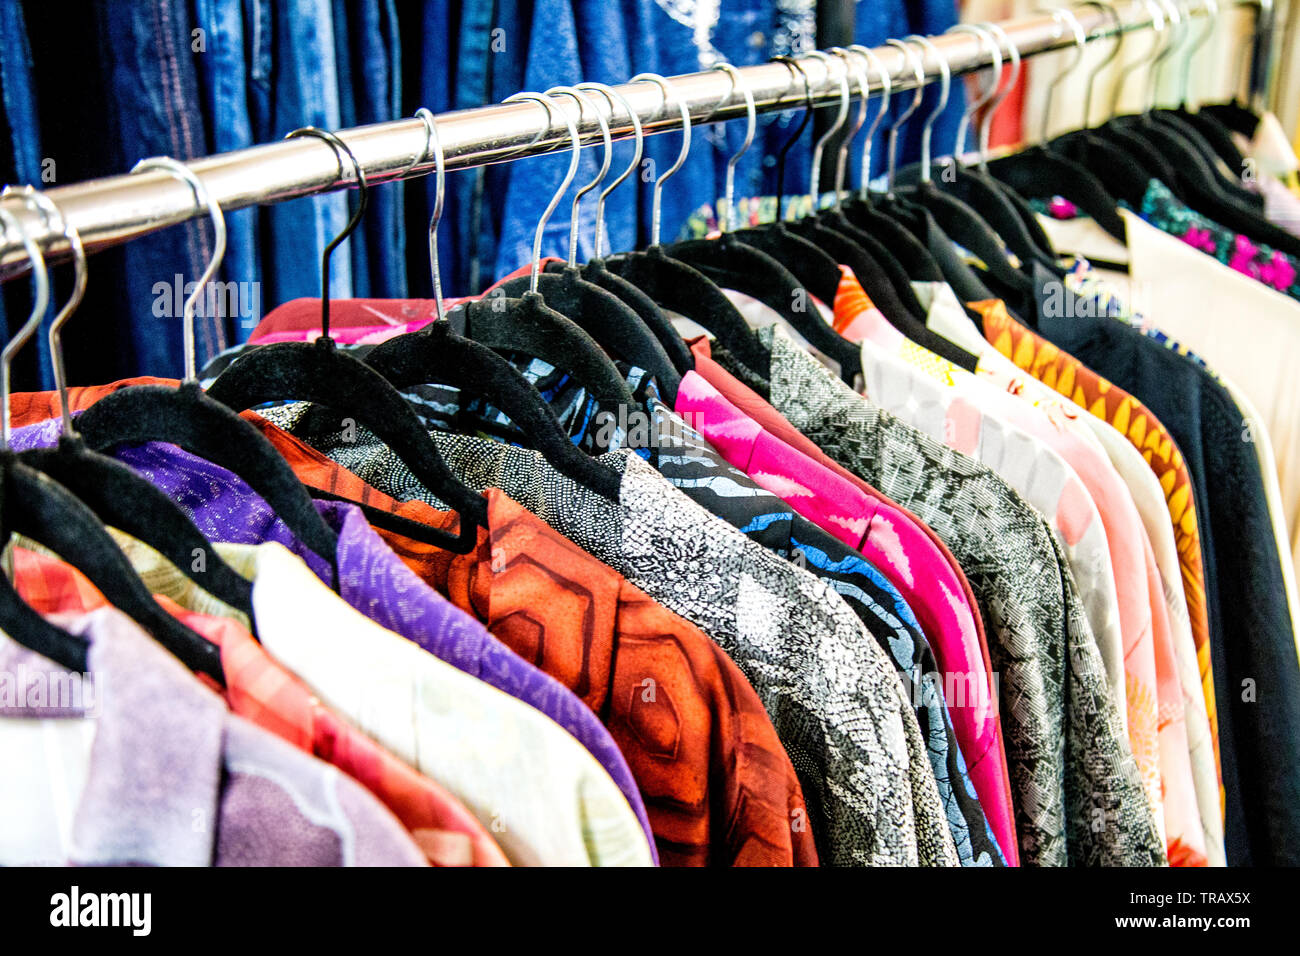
[1030,265,1300,866]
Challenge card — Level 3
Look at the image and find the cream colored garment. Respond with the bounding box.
[922,295,1225,863]
[1036,214,1133,276]
[68,532,654,867]
[1122,208,1300,578]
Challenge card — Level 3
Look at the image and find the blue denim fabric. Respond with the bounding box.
[256,0,352,312]
[96,0,224,378]
[0,0,44,377]
[192,0,262,342]
[335,0,405,299]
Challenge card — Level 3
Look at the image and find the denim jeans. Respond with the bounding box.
[257,0,352,314]
[192,0,262,342]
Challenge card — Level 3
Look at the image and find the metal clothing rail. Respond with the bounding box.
[0,1,1232,280]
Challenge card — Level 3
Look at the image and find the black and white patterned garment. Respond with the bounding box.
[642,399,1003,866]
[254,403,959,867]
[757,325,1166,867]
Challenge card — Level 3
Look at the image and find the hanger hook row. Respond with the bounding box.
[946,24,1003,161]
[848,44,891,196]
[829,47,869,207]
[546,85,612,269]
[709,62,756,233]
[884,38,926,196]
[803,50,851,206]
[576,82,643,259]
[0,186,86,439]
[629,73,691,247]
[0,204,49,449]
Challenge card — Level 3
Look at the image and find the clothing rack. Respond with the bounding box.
[0,1,1248,282]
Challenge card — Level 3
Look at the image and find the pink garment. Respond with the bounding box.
[674,369,1018,865]
[836,296,1167,830]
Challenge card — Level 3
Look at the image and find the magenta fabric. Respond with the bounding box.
[674,369,1017,863]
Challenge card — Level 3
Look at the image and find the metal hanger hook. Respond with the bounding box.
[772,56,814,220]
[1181,0,1219,104]
[547,86,611,268]
[1113,0,1167,116]
[629,73,691,247]
[503,91,580,290]
[283,128,369,340]
[946,25,1003,160]
[848,44,891,196]
[130,156,227,382]
[976,22,1022,169]
[903,35,952,185]
[0,186,86,439]
[576,82,642,258]
[830,48,869,206]
[709,62,756,233]
[1072,2,1125,128]
[1149,0,1185,109]
[0,205,49,449]
[413,108,447,322]
[804,50,851,205]
[1036,7,1087,144]
[884,38,927,196]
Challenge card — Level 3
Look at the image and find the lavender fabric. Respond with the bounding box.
[8,415,656,859]
[0,604,428,866]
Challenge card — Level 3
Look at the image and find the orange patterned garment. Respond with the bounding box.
[11,547,511,867]
[975,300,1223,811]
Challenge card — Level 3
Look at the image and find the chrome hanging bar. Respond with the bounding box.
[0,1,1232,281]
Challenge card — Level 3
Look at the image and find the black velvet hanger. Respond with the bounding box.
[837,197,946,279]
[1199,100,1261,139]
[987,143,1131,238]
[75,379,341,574]
[670,234,862,384]
[1165,107,1249,175]
[605,247,769,376]
[445,292,636,407]
[790,213,930,319]
[205,127,485,555]
[491,267,681,405]
[21,435,255,623]
[365,322,622,498]
[567,257,694,374]
[1116,112,1260,208]
[909,205,1000,304]
[1150,110,1261,204]
[0,451,223,683]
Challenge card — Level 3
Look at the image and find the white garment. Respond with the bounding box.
[245,540,655,868]
[1121,208,1300,578]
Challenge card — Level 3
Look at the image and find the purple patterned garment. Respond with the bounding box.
[8,416,658,861]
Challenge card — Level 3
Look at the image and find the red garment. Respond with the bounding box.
[11,547,511,867]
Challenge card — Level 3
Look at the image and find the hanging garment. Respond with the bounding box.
[1119,209,1300,574]
[0,604,429,867]
[11,546,510,867]
[757,324,1165,866]
[244,415,964,867]
[684,337,1018,863]
[993,267,1300,866]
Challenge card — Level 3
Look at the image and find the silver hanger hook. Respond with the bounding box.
[830,48,869,207]
[0,206,49,450]
[709,62,755,233]
[1073,2,1125,127]
[413,107,446,322]
[130,156,226,383]
[1181,0,1218,104]
[1037,8,1087,144]
[503,91,580,292]
[1113,0,1167,116]
[848,44,891,196]
[946,25,1002,160]
[1149,0,1185,110]
[547,85,611,268]
[976,22,1021,169]
[0,186,86,439]
[803,50,850,204]
[576,82,643,258]
[903,35,951,185]
[884,38,927,196]
[630,73,691,247]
